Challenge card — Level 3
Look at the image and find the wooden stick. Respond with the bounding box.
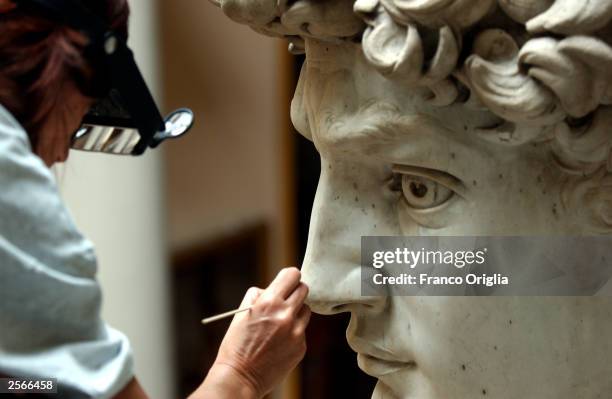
[201,306,252,325]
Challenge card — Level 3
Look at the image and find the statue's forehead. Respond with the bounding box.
[295,40,499,146]
[299,40,426,112]
[294,77,499,174]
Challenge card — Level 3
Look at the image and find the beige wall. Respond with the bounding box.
[161,3,298,397]
[161,1,291,272]
[57,1,176,397]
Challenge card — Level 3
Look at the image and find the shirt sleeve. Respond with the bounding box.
[0,106,134,399]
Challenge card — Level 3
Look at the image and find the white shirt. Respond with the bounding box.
[0,104,133,398]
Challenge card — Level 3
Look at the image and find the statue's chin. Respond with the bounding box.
[371,380,401,399]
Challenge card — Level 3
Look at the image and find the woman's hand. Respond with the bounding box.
[191,267,311,399]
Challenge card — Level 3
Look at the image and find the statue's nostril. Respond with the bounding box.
[331,304,349,313]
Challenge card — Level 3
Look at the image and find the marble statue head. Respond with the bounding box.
[214,0,612,397]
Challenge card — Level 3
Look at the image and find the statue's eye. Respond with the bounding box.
[391,164,465,211]
[391,165,466,229]
[401,174,454,209]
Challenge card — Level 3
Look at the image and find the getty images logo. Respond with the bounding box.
[372,247,488,270]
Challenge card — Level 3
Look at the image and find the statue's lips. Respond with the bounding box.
[348,336,417,377]
[357,353,417,377]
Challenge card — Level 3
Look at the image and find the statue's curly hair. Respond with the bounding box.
[215,0,612,232]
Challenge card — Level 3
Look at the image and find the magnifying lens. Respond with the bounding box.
[72,108,194,155]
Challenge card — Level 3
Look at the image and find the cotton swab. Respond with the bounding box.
[201,306,252,325]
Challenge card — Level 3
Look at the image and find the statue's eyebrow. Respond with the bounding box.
[314,110,484,184]
[315,109,446,151]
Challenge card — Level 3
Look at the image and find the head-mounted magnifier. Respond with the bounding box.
[14,0,194,156]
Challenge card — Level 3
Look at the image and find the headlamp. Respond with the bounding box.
[14,0,194,155]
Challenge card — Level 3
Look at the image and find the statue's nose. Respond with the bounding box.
[302,259,387,315]
[300,193,387,315]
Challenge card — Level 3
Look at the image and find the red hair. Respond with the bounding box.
[0,0,129,147]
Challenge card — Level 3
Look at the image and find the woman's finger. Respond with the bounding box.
[293,305,312,334]
[286,282,309,311]
[263,267,301,300]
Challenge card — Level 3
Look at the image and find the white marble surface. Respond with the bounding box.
[214,0,612,397]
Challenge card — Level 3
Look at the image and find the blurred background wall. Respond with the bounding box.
[160,0,293,276]
[160,2,298,397]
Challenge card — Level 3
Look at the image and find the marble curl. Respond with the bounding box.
[212,0,364,50]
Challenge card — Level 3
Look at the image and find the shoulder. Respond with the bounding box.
[0,103,96,277]
[0,104,48,182]
[0,104,33,158]
[0,103,58,207]
[0,107,134,396]
[0,104,25,135]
